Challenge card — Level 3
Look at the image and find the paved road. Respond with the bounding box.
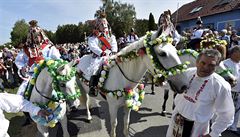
[69,84,240,137]
[23,84,239,137]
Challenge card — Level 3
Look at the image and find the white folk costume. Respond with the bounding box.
[15,21,61,96]
[127,33,138,43]
[0,93,41,137]
[223,58,240,132]
[78,16,118,80]
[166,67,234,137]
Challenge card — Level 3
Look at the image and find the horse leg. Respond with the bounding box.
[59,114,70,137]
[123,107,131,137]
[161,89,169,115]
[81,92,92,121]
[76,77,92,121]
[151,76,155,95]
[36,124,49,137]
[108,103,118,137]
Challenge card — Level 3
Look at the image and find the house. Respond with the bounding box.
[172,0,240,32]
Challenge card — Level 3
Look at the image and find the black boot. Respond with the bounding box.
[89,75,99,97]
[22,112,33,126]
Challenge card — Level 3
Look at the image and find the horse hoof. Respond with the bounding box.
[86,119,92,123]
[161,111,166,116]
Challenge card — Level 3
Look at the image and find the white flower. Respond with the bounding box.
[108,92,114,97]
[157,74,162,78]
[98,83,102,87]
[176,69,180,73]
[101,70,106,76]
[183,64,187,69]
[136,101,141,106]
[111,60,116,66]
[99,77,105,82]
[116,90,122,97]
[168,72,173,76]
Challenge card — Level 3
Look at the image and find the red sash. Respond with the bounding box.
[23,43,47,66]
[98,36,111,51]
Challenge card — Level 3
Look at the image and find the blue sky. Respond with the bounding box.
[0,0,193,45]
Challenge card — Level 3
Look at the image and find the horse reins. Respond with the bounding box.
[115,59,155,85]
[34,82,60,102]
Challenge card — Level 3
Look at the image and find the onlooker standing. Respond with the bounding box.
[223,46,240,135]
[127,28,139,43]
[166,49,234,137]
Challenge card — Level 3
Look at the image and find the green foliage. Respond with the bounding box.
[97,0,136,38]
[148,13,157,31]
[134,19,149,37]
[10,19,28,47]
[55,24,82,44]
[44,30,56,44]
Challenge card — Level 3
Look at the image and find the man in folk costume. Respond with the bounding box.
[15,20,61,125]
[78,12,118,97]
[188,16,204,50]
[166,49,234,137]
[16,20,61,95]
[0,92,50,137]
[223,46,240,135]
[127,28,139,43]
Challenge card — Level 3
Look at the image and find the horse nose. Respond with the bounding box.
[229,78,237,87]
[179,85,188,94]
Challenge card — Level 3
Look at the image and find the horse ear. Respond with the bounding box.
[68,59,79,67]
[57,64,71,76]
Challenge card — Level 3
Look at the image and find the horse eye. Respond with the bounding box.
[158,51,167,57]
[59,83,66,88]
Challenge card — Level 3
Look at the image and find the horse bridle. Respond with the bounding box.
[34,82,60,102]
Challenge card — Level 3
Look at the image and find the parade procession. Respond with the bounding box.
[0,0,240,137]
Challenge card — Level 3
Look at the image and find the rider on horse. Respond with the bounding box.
[15,20,61,96]
[80,11,118,97]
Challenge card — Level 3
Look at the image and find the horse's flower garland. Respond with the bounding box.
[144,31,190,79]
[31,100,63,128]
[177,48,233,77]
[125,84,145,111]
[25,59,81,127]
[200,38,227,50]
[25,59,81,101]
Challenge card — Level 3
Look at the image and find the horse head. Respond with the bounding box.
[167,49,237,93]
[55,60,80,108]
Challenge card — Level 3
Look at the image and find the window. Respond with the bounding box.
[189,6,203,14]
[214,0,231,7]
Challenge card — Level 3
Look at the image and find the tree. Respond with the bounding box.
[148,13,157,31]
[44,30,56,44]
[97,0,136,38]
[10,19,28,47]
[55,24,81,44]
[134,19,149,37]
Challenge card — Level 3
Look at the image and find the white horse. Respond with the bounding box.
[75,11,189,136]
[168,49,237,93]
[28,59,80,137]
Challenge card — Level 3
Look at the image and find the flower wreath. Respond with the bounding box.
[25,59,81,101]
[177,48,233,77]
[31,99,63,128]
[143,32,190,79]
[200,38,227,50]
[25,59,81,127]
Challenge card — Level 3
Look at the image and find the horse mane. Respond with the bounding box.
[116,31,158,57]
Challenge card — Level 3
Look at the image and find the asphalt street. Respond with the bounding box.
[65,84,240,137]
[23,83,239,137]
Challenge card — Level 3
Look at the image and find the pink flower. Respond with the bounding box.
[137,49,145,57]
[138,84,144,90]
